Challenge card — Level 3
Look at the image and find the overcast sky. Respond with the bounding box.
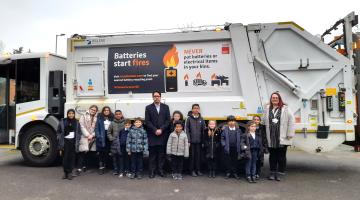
[0,0,359,57]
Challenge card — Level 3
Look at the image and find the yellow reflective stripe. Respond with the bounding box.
[247,113,263,117]
[295,130,347,134]
[0,145,16,149]
[16,107,45,117]
[203,116,248,121]
[278,21,305,31]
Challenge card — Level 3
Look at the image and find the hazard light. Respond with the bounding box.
[215,27,222,32]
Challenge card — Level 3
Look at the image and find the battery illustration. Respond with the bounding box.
[165,67,178,92]
[163,45,179,92]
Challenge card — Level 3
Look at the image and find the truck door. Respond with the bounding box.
[0,62,16,144]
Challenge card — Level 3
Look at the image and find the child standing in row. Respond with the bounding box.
[242,120,265,183]
[253,115,268,180]
[166,121,189,180]
[221,115,243,179]
[118,120,132,177]
[204,120,221,178]
[186,104,205,177]
[107,110,125,176]
[95,106,114,175]
[126,118,148,179]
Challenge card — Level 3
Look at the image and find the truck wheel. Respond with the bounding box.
[20,125,57,167]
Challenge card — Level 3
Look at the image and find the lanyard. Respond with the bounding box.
[272,108,279,117]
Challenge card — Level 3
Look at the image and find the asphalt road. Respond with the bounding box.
[0,145,360,200]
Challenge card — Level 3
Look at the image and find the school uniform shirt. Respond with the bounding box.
[249,132,261,149]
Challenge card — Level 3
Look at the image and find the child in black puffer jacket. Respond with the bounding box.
[203,120,221,178]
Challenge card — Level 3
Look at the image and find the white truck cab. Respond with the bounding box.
[0,52,66,166]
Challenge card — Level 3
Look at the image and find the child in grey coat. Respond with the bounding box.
[166,121,189,180]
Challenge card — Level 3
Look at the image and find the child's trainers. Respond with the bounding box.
[137,173,143,179]
[126,172,131,178]
[75,169,82,176]
[129,173,135,179]
[177,174,183,180]
[118,173,124,178]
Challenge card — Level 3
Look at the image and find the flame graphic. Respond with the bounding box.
[163,45,179,68]
[184,74,189,80]
[211,73,216,80]
[196,72,201,79]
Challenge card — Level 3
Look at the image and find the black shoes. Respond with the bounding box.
[159,171,165,177]
[225,173,231,179]
[234,173,240,179]
[130,173,135,179]
[62,173,73,180]
[268,172,276,180]
[149,171,155,178]
[98,167,105,175]
[209,171,216,178]
[67,174,74,180]
[246,176,253,183]
[268,172,284,181]
[62,173,68,179]
[276,172,284,181]
[75,169,82,176]
[137,173,143,179]
[251,176,257,183]
[191,171,198,177]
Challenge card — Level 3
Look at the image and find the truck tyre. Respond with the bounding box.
[20,125,57,167]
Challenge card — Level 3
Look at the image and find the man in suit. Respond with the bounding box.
[145,90,171,178]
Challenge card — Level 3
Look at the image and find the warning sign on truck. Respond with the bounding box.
[108,42,232,94]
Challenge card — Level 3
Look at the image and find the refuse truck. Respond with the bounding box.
[0,12,359,166]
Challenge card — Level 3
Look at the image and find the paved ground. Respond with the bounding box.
[0,145,360,200]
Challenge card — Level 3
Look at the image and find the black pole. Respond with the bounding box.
[5,64,10,143]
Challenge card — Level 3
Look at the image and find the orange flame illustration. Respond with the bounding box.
[184,74,189,80]
[163,45,179,68]
[211,73,216,80]
[196,72,201,79]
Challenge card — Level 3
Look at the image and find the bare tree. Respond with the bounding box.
[0,40,4,53]
[13,47,23,54]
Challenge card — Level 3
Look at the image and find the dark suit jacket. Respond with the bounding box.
[145,103,171,146]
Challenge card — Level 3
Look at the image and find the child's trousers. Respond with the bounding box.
[130,152,143,174]
[120,145,130,173]
[171,155,184,174]
[245,149,259,176]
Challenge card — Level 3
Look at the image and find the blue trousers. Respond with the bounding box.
[245,149,259,176]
